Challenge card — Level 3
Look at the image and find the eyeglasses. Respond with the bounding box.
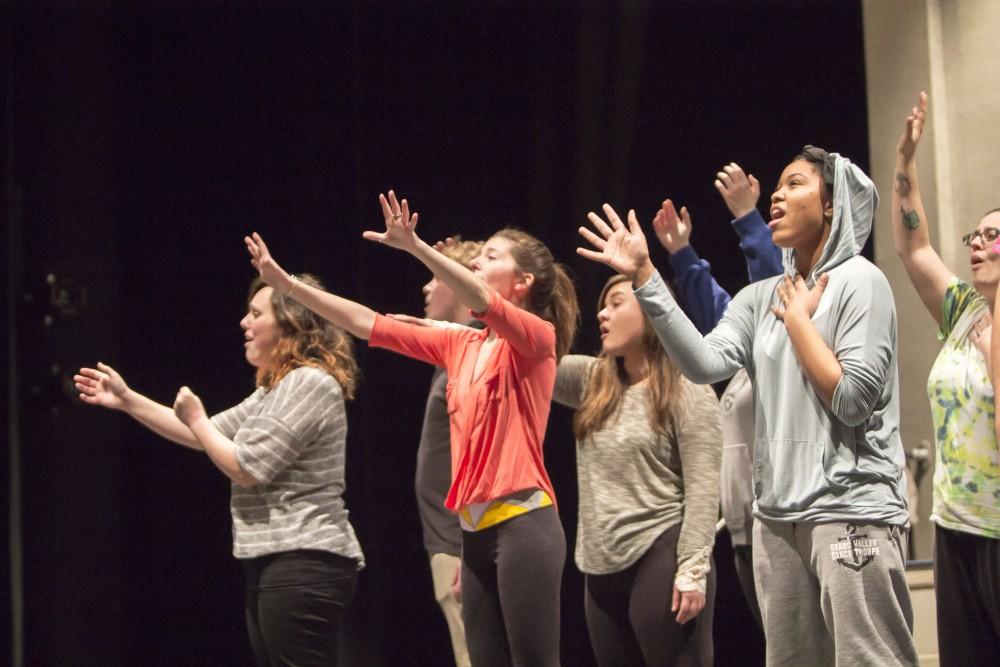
[961,227,1000,246]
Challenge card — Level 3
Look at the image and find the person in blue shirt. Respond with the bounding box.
[650,162,781,630]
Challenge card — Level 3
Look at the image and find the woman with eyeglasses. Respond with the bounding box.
[890,92,1000,665]
[577,141,917,665]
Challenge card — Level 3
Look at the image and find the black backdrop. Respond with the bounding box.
[4,1,870,664]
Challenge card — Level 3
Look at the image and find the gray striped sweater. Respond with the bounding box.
[212,366,364,566]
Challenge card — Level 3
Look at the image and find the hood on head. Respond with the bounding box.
[782,152,878,284]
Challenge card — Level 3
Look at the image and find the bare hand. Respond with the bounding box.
[671,586,705,624]
[433,237,457,253]
[245,232,295,294]
[75,362,129,410]
[363,190,421,252]
[652,199,692,254]
[714,162,760,219]
[577,204,650,280]
[173,386,207,427]
[897,91,928,165]
[771,273,829,323]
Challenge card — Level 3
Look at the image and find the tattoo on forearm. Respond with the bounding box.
[901,206,920,230]
[894,171,912,197]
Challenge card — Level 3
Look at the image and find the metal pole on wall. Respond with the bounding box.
[5,1,24,664]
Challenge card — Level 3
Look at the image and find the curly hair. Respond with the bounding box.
[573,274,680,442]
[440,236,483,269]
[250,274,359,398]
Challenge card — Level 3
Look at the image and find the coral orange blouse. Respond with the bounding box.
[369,289,558,511]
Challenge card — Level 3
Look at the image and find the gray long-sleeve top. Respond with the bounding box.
[554,355,721,591]
[633,153,909,525]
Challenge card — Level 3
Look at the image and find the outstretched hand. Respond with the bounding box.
[577,204,651,281]
[363,190,421,253]
[897,91,928,165]
[772,273,829,323]
[173,386,207,427]
[652,199,692,254]
[245,232,295,294]
[714,162,760,219]
[75,362,129,410]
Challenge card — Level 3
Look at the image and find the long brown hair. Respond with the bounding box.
[250,274,359,398]
[493,228,579,359]
[573,274,680,441]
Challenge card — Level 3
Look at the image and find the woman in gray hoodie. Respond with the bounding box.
[576,147,916,667]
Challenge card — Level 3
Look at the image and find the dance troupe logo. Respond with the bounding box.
[829,527,880,571]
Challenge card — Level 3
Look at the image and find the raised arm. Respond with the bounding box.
[578,204,748,383]
[364,191,491,314]
[75,362,202,450]
[653,198,732,334]
[245,233,377,339]
[892,91,952,326]
[715,162,783,281]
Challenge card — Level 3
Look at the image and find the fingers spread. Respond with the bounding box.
[602,203,624,230]
[379,192,392,219]
[578,226,606,250]
[587,211,614,239]
[627,209,640,234]
[576,247,608,264]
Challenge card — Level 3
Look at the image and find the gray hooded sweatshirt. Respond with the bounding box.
[634,153,908,525]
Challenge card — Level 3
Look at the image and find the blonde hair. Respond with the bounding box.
[492,228,579,359]
[250,274,359,398]
[573,274,680,441]
[440,236,483,269]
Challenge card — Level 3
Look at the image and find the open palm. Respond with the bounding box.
[897,91,928,164]
[245,232,293,292]
[363,190,420,252]
[74,362,129,410]
[577,204,650,279]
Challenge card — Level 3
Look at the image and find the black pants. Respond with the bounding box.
[584,524,715,667]
[934,526,1000,666]
[461,506,565,667]
[242,550,358,667]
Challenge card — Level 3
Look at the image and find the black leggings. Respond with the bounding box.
[584,523,715,667]
[242,549,358,667]
[934,525,1000,666]
[461,506,566,667]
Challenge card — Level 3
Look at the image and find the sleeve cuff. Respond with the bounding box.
[674,545,712,593]
[668,245,702,276]
[730,209,765,235]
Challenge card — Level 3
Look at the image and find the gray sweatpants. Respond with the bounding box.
[753,519,917,666]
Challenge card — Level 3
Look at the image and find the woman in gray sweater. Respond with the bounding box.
[554,273,721,666]
[577,147,916,666]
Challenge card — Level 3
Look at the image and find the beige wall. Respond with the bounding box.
[864,0,1000,561]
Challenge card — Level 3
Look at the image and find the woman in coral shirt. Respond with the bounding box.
[245,190,578,667]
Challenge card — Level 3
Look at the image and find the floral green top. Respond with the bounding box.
[927,277,1000,538]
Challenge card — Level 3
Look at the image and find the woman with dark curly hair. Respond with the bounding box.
[75,273,364,667]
